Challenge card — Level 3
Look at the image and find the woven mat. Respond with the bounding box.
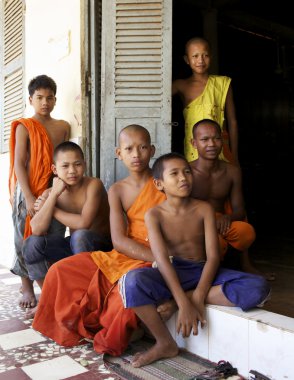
[104,338,221,380]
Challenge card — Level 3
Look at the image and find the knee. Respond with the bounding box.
[124,269,149,293]
[70,229,90,253]
[23,236,45,262]
[245,275,271,310]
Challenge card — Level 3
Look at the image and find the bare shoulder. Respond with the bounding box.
[173,78,189,92]
[108,177,129,199]
[224,161,241,178]
[145,203,162,224]
[83,176,107,193]
[192,198,214,214]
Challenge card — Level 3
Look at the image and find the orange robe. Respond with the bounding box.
[8,118,53,239]
[32,177,165,356]
[217,201,255,258]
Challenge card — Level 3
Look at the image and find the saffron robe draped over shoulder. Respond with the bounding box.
[183,75,232,163]
[32,177,166,356]
[8,118,53,239]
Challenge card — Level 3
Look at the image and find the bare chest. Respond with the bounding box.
[57,191,86,214]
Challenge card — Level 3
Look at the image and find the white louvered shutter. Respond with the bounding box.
[0,0,25,153]
[100,0,172,187]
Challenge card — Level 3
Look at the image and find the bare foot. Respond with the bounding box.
[19,277,37,309]
[241,251,276,282]
[25,305,38,319]
[157,300,178,321]
[132,341,179,368]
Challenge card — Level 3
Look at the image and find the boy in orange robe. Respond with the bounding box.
[8,75,70,309]
[32,124,166,356]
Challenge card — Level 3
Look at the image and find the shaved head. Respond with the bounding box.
[118,124,151,145]
[185,37,211,55]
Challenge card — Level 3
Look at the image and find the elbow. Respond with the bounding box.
[30,225,45,236]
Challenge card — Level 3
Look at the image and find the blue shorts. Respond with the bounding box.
[119,257,271,312]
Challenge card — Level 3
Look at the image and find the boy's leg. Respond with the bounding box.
[70,229,112,254]
[23,235,72,285]
[208,267,271,310]
[132,304,178,367]
[119,268,179,367]
[11,185,36,309]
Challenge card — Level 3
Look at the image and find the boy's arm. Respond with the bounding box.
[145,208,203,337]
[108,184,154,262]
[14,124,36,217]
[225,85,239,165]
[228,165,246,221]
[53,178,103,230]
[64,121,70,141]
[191,203,220,309]
[30,177,66,235]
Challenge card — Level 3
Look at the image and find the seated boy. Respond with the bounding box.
[189,118,269,276]
[32,125,166,356]
[119,152,270,368]
[23,141,112,312]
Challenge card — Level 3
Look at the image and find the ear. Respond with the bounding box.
[150,144,155,158]
[115,147,122,161]
[153,178,164,191]
[183,55,189,65]
[51,164,57,175]
[191,138,197,149]
[29,96,33,105]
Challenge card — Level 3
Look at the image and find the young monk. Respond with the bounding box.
[8,74,70,310]
[119,152,270,368]
[189,118,274,279]
[172,37,239,164]
[22,141,112,318]
[32,124,166,356]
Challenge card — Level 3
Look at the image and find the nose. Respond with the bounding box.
[132,147,140,157]
[68,165,76,173]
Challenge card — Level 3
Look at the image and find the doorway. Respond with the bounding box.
[172,0,294,317]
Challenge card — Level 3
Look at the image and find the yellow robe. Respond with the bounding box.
[183,75,232,162]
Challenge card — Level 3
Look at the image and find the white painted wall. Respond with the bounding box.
[24,0,82,137]
[0,0,83,268]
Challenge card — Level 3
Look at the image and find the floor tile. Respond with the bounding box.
[22,355,88,380]
[0,329,46,350]
[1,277,21,285]
[0,319,29,335]
[0,368,31,379]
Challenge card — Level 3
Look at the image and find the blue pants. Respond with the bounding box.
[23,229,112,280]
[119,257,271,312]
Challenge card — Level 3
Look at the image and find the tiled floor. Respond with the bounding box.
[0,235,293,380]
[0,266,120,380]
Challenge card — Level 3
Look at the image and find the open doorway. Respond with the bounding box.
[172,0,294,317]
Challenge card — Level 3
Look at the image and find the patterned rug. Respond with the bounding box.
[104,338,243,380]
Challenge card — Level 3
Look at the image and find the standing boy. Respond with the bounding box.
[119,153,270,367]
[32,125,166,356]
[8,74,70,309]
[172,37,239,164]
[22,141,112,318]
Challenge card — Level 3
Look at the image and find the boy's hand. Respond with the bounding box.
[176,298,203,338]
[191,293,207,329]
[216,214,231,235]
[34,196,47,212]
[51,177,67,197]
[25,194,37,217]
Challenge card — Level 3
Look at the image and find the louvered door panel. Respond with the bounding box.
[1,0,24,153]
[100,0,172,187]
